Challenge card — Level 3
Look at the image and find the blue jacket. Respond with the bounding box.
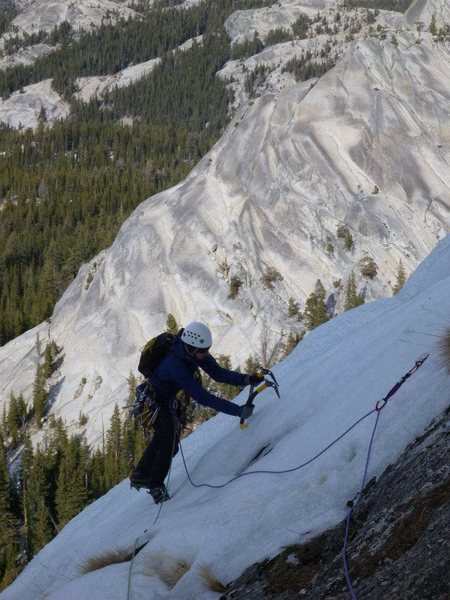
[149,334,248,416]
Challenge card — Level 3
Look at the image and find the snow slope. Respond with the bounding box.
[2,236,449,600]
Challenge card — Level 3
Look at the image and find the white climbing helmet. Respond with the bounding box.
[181,322,212,349]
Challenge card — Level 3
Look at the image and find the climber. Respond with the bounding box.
[129,321,264,503]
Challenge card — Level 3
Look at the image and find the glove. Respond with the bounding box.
[247,372,264,386]
[238,404,254,420]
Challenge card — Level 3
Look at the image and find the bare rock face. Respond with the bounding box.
[222,407,450,600]
[404,0,450,30]
[225,0,336,44]
[9,0,136,35]
[0,79,70,128]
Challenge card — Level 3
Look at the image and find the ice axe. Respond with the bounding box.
[240,369,280,429]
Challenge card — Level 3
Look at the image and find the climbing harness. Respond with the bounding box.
[124,382,161,436]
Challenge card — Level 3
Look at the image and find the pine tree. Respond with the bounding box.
[126,372,137,405]
[429,14,437,35]
[34,334,42,358]
[32,364,47,429]
[22,447,52,557]
[0,405,6,437]
[166,313,179,334]
[122,374,146,471]
[304,279,329,330]
[90,448,107,499]
[344,271,364,311]
[56,436,89,528]
[20,434,33,559]
[42,340,59,380]
[212,355,240,400]
[245,354,259,374]
[45,417,69,520]
[104,405,125,488]
[32,496,53,556]
[392,260,407,295]
[281,331,303,358]
[5,393,27,447]
[359,256,378,279]
[337,224,353,250]
[287,297,300,318]
[0,432,20,589]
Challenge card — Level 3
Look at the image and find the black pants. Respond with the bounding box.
[135,406,179,488]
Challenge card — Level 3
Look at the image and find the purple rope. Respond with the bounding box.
[342,408,381,599]
[341,354,429,598]
[179,407,377,488]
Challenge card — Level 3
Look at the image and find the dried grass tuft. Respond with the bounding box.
[439,327,450,373]
[81,547,132,574]
[199,565,226,593]
[140,553,190,588]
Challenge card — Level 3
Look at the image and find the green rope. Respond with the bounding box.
[126,534,143,600]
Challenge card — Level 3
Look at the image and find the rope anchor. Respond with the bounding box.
[375,353,429,412]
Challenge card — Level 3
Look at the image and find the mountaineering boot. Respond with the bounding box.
[129,472,151,490]
[148,485,171,504]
